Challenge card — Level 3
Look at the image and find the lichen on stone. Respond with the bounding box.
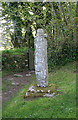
[24,83,56,99]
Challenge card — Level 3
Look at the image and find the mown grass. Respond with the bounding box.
[2,61,76,118]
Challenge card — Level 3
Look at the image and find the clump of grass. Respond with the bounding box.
[2,79,12,91]
[2,61,76,118]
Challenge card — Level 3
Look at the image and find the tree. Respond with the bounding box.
[1,1,77,61]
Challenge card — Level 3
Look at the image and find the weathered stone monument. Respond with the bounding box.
[34,29,48,87]
[24,29,56,99]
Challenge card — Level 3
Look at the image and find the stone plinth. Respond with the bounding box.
[24,83,56,99]
[34,29,48,87]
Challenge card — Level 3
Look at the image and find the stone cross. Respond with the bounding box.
[34,29,48,87]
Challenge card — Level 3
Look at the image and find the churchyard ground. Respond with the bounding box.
[2,61,76,118]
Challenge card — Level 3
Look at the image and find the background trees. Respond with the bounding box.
[1,2,77,67]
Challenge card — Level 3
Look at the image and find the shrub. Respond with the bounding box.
[48,44,77,71]
[2,47,28,72]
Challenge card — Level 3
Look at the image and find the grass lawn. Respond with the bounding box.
[2,61,76,118]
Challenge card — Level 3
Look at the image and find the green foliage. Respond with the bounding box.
[2,62,76,118]
[1,2,77,119]
[48,44,77,71]
[1,2,35,48]
[2,47,28,72]
[1,2,77,72]
[2,45,77,73]
[1,2,77,50]
[2,47,26,55]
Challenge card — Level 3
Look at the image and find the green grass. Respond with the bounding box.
[2,61,76,118]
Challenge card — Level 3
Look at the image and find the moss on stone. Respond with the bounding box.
[24,83,56,98]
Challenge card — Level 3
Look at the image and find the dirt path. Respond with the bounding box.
[2,70,35,104]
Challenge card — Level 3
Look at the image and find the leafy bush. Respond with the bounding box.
[2,47,28,72]
[48,44,77,70]
[2,47,26,55]
[2,44,77,73]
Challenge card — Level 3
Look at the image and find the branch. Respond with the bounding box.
[60,3,68,26]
